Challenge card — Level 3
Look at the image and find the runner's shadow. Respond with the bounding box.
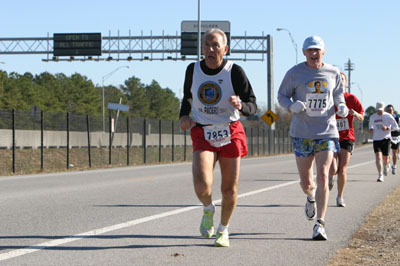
[249,179,298,182]
[0,234,209,250]
[347,179,382,183]
[93,204,303,208]
[0,234,203,240]
[0,232,312,250]
[93,204,200,208]
[0,243,209,250]
[230,233,310,241]
[236,204,302,208]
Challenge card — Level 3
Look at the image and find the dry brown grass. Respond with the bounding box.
[328,184,400,266]
[0,146,193,176]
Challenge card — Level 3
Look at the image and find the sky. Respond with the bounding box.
[1,0,399,112]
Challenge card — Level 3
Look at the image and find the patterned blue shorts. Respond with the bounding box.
[292,137,340,157]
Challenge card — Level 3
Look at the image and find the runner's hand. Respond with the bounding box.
[289,100,306,113]
[179,116,195,130]
[336,103,349,117]
[229,95,242,110]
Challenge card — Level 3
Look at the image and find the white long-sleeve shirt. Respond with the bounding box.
[369,112,400,141]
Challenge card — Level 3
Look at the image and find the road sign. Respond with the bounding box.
[181,21,230,32]
[261,110,278,126]
[107,103,129,112]
[180,21,231,56]
[53,33,102,56]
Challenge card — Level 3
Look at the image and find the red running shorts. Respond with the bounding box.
[190,121,248,158]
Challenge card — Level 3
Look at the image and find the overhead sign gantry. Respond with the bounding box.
[0,25,275,118]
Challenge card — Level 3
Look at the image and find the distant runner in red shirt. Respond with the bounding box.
[328,72,364,207]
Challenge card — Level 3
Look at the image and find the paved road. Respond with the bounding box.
[0,144,399,265]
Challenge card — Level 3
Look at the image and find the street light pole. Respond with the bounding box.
[102,65,129,132]
[197,0,201,61]
[351,82,363,103]
[276,28,298,65]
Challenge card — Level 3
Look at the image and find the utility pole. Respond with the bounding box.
[344,59,354,93]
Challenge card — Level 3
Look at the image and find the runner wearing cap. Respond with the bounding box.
[328,72,364,207]
[369,101,400,182]
[278,36,347,240]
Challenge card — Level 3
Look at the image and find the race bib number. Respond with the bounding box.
[306,93,328,117]
[204,124,231,147]
[337,118,349,131]
[375,122,383,130]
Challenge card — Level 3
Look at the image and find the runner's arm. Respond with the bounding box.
[231,64,257,116]
[349,94,364,121]
[179,63,195,118]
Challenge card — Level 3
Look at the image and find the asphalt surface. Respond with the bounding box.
[0,144,399,266]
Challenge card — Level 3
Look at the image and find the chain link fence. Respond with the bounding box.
[0,109,371,175]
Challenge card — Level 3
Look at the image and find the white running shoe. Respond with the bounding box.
[336,197,346,207]
[214,231,230,247]
[377,174,384,182]
[305,197,316,220]
[392,165,396,175]
[312,221,328,240]
[383,164,390,176]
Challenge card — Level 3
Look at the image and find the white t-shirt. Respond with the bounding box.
[369,112,399,141]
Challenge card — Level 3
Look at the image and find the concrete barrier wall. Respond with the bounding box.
[0,129,192,149]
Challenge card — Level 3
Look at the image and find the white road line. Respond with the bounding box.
[0,205,200,261]
[348,160,375,169]
[237,181,300,199]
[0,181,298,261]
[0,160,375,262]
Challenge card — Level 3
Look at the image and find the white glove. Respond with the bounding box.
[289,100,306,113]
[336,103,349,117]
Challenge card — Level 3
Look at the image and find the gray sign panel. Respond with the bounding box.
[181,21,230,32]
[107,103,129,112]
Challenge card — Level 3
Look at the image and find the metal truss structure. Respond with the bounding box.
[0,31,270,62]
[0,31,275,117]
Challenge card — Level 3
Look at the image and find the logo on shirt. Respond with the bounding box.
[198,81,222,106]
[306,80,328,93]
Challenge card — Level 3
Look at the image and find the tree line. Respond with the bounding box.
[0,70,380,129]
[0,70,180,121]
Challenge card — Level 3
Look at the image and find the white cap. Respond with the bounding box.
[303,36,325,50]
[376,101,385,111]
